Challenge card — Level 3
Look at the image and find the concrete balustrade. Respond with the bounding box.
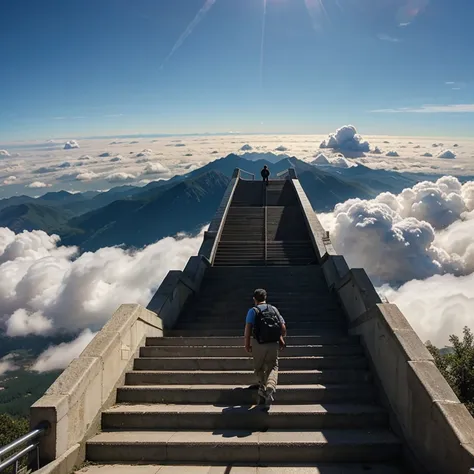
[30,304,163,473]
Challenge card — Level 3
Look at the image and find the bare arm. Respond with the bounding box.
[244,323,253,353]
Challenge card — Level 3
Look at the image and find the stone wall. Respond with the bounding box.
[30,304,162,469]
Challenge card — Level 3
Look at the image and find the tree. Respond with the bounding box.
[0,414,29,474]
[427,326,474,416]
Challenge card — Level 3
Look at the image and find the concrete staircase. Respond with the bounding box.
[83,179,405,472]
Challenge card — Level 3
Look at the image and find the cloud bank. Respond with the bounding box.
[320,177,474,345]
[0,227,205,371]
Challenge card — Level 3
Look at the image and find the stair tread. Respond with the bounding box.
[119,383,371,390]
[105,403,386,415]
[75,464,405,474]
[88,429,400,446]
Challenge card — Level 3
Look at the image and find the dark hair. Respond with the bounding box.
[263,165,268,169]
[253,288,267,303]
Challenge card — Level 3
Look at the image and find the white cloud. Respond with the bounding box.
[377,33,401,43]
[319,177,474,344]
[27,181,51,189]
[3,176,17,185]
[320,125,370,156]
[6,309,53,336]
[106,172,136,183]
[0,355,17,376]
[64,140,80,150]
[32,329,96,372]
[76,171,100,181]
[438,150,456,159]
[0,150,11,157]
[143,162,170,175]
[311,153,357,168]
[372,104,474,113]
[386,151,400,157]
[0,227,205,339]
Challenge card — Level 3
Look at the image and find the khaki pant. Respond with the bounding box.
[252,340,279,395]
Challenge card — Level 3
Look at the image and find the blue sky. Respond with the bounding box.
[0,0,473,141]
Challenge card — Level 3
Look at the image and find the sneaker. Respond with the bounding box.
[264,388,275,410]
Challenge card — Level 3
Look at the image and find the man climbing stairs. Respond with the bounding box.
[80,178,405,473]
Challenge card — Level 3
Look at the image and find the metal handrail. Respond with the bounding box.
[237,168,255,180]
[0,422,49,473]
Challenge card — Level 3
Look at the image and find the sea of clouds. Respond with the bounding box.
[319,176,474,347]
[1,127,474,373]
[0,227,205,373]
[1,128,473,199]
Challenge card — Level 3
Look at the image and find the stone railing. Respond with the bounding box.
[292,177,474,474]
[146,169,240,326]
[30,304,162,473]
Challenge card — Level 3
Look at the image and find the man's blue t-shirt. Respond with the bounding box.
[246,304,285,325]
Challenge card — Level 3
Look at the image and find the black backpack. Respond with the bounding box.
[253,304,282,344]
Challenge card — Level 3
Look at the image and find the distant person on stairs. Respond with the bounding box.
[261,165,270,185]
[244,288,287,409]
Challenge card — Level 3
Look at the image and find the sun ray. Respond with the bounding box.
[160,0,218,69]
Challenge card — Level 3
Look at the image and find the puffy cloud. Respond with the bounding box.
[0,150,11,158]
[76,171,100,181]
[438,149,456,159]
[27,181,51,189]
[386,151,400,157]
[143,162,170,175]
[320,125,370,156]
[275,145,288,152]
[3,176,17,185]
[0,227,205,342]
[64,140,79,150]
[141,149,153,154]
[311,153,356,168]
[136,157,151,164]
[58,161,72,168]
[320,177,474,283]
[0,355,17,376]
[106,172,136,183]
[32,329,96,372]
[6,309,53,336]
[240,144,253,151]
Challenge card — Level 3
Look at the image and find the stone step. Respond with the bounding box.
[165,328,347,337]
[133,356,368,371]
[124,369,372,386]
[75,464,405,474]
[176,322,346,332]
[102,403,388,431]
[139,345,362,358]
[86,429,401,464]
[117,383,376,404]
[179,312,343,322]
[145,336,359,346]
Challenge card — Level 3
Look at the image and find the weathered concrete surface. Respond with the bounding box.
[290,179,336,263]
[74,464,404,474]
[35,444,80,474]
[30,304,162,467]
[198,171,239,262]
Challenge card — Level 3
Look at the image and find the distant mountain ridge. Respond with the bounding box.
[0,153,433,250]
